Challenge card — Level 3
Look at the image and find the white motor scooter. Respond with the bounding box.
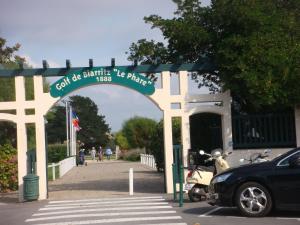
[185,149,231,202]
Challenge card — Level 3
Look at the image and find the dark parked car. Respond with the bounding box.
[208,148,300,217]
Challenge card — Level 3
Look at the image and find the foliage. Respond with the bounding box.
[120,116,157,152]
[127,0,300,111]
[48,144,67,163]
[0,144,18,192]
[149,118,181,171]
[46,106,67,144]
[115,131,130,150]
[119,149,141,162]
[69,95,110,149]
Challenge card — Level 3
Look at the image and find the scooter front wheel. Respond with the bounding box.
[188,185,206,202]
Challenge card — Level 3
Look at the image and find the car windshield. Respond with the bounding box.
[277,150,300,166]
[271,148,298,162]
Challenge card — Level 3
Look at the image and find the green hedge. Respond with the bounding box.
[119,149,141,161]
[0,144,18,192]
[48,144,67,163]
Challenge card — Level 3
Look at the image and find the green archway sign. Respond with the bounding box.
[50,67,155,98]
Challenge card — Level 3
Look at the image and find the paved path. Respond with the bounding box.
[48,160,165,200]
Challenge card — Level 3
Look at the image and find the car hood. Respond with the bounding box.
[217,161,273,176]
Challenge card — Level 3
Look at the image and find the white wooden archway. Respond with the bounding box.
[0,67,232,202]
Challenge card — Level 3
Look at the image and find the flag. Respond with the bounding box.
[72,111,81,131]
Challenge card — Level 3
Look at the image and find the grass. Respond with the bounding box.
[47,165,60,181]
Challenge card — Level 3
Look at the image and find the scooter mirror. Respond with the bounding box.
[199,150,205,155]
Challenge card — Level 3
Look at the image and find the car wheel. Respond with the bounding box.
[188,185,206,202]
[235,182,272,217]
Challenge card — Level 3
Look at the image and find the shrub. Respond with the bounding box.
[48,144,67,163]
[119,149,141,161]
[0,144,18,192]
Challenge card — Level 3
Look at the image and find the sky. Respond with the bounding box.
[0,0,210,132]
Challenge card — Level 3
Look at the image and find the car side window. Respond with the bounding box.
[278,151,300,166]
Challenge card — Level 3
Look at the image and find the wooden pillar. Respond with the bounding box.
[15,76,28,202]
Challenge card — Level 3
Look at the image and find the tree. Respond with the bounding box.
[115,131,130,150]
[127,0,300,111]
[46,106,67,144]
[121,116,157,152]
[149,117,181,171]
[69,96,110,149]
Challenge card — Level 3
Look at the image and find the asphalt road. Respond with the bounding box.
[1,160,300,225]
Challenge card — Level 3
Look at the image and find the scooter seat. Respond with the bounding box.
[196,166,215,172]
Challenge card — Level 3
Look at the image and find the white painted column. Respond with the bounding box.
[181,115,191,168]
[295,105,300,147]
[222,91,233,152]
[163,111,174,193]
[160,71,174,193]
[15,76,28,202]
[178,71,191,168]
[34,76,48,200]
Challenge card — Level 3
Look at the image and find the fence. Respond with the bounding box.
[140,154,156,170]
[48,156,76,180]
[232,112,296,149]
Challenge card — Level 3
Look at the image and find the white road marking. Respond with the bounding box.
[226,216,246,219]
[26,210,176,222]
[0,203,7,205]
[33,216,182,225]
[276,217,300,220]
[46,198,165,207]
[34,205,172,216]
[49,196,163,204]
[139,223,187,225]
[199,207,223,217]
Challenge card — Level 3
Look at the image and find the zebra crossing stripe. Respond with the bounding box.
[45,198,165,208]
[32,216,182,225]
[139,224,187,225]
[42,202,168,211]
[34,205,172,216]
[49,196,163,204]
[26,210,176,222]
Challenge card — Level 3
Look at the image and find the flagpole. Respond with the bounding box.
[69,105,73,157]
[65,101,70,157]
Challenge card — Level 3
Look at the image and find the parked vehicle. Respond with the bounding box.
[208,147,300,217]
[240,149,272,164]
[185,149,231,202]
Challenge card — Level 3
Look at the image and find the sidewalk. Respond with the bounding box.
[48,160,165,200]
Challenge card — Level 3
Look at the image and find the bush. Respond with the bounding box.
[0,144,18,192]
[119,149,141,161]
[48,144,67,163]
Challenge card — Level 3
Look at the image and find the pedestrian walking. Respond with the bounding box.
[97,146,103,162]
[105,148,112,160]
[91,147,96,160]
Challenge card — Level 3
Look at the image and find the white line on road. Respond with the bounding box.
[39,203,169,211]
[33,216,182,225]
[46,198,165,208]
[139,223,187,225]
[0,203,7,206]
[198,207,223,217]
[34,205,172,216]
[49,196,163,204]
[42,202,168,211]
[26,210,176,222]
[226,216,246,219]
[276,217,300,220]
